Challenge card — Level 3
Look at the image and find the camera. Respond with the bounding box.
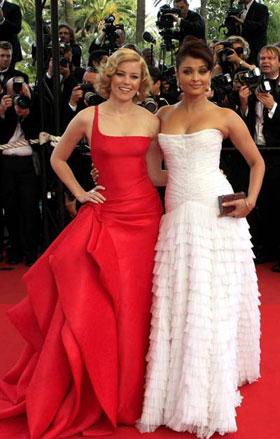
[221,0,244,36]
[78,83,94,93]
[104,14,115,26]
[59,58,69,68]
[234,68,271,93]
[102,15,125,52]
[211,73,233,105]
[13,94,31,109]
[84,91,105,106]
[12,76,24,94]
[156,4,181,30]
[218,41,235,62]
[58,42,71,67]
[141,97,159,114]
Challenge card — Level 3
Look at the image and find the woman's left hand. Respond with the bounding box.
[221,198,254,218]
[90,165,99,183]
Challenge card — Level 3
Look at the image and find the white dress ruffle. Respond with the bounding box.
[137,130,260,439]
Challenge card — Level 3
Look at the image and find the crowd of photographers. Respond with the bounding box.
[0,0,280,270]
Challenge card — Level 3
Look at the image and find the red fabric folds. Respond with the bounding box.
[0,106,162,437]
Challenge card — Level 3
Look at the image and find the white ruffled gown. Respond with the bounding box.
[138,129,260,439]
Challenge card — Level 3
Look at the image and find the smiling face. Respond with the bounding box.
[177,56,211,96]
[110,61,142,102]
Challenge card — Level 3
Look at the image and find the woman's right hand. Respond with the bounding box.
[76,185,106,204]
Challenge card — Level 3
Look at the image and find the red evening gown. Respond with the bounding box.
[0,106,163,438]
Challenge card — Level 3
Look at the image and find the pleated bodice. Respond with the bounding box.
[159,129,233,211]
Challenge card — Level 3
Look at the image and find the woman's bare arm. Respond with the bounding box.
[50,108,106,204]
[222,109,265,217]
[146,136,167,187]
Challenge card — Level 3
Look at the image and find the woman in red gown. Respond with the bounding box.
[0,49,165,438]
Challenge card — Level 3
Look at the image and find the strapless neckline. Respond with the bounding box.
[159,128,223,138]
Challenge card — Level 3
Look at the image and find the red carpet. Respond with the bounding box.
[0,262,279,439]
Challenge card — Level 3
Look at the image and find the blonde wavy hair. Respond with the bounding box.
[96,48,152,102]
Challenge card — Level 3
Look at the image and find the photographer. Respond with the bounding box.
[140,66,169,114]
[88,49,108,69]
[0,40,28,87]
[0,77,41,265]
[58,23,82,68]
[62,66,105,130]
[212,35,254,78]
[229,0,269,64]
[238,45,280,265]
[45,45,85,128]
[211,36,254,109]
[89,16,125,54]
[169,0,205,44]
[60,67,105,218]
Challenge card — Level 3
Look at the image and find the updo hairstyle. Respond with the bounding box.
[176,37,214,72]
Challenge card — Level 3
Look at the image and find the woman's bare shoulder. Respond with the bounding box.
[137,105,160,133]
[156,104,178,122]
[211,104,246,136]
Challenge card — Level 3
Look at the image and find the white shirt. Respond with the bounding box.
[254,75,279,145]
[2,122,33,156]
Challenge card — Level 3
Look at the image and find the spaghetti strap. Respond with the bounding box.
[90,105,99,149]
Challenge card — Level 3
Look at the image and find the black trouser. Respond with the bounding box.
[221,148,280,260]
[1,155,41,261]
[256,152,280,260]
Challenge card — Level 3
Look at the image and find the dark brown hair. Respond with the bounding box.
[0,41,13,51]
[176,37,214,71]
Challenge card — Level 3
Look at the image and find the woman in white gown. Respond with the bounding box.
[138,38,265,438]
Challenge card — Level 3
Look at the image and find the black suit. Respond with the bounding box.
[0,1,22,64]
[0,66,28,89]
[0,103,41,263]
[242,79,280,260]
[173,10,205,44]
[242,0,269,64]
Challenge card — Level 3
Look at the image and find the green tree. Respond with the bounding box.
[136,0,145,44]
[264,0,280,44]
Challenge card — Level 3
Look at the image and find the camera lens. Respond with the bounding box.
[13,76,24,94]
[14,95,31,109]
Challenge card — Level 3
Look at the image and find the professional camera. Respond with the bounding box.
[211,73,233,105]
[13,94,32,109]
[76,83,103,105]
[218,41,236,62]
[141,97,159,114]
[58,42,71,67]
[78,83,94,93]
[12,76,24,94]
[220,0,244,36]
[102,15,124,52]
[84,91,105,106]
[234,68,271,93]
[156,4,181,30]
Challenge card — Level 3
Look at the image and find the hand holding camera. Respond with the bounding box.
[0,95,13,115]
[255,91,275,111]
[69,86,84,107]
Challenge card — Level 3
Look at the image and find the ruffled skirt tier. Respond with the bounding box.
[138,200,260,439]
